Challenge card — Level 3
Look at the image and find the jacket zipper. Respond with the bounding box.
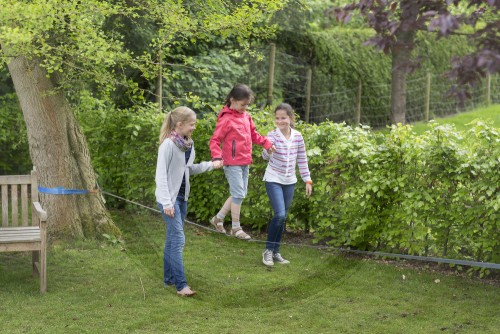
[232,140,236,160]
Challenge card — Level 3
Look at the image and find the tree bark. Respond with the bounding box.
[390,0,417,125]
[5,53,119,240]
[391,50,408,125]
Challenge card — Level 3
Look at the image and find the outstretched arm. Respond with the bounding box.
[248,115,273,150]
[262,131,275,160]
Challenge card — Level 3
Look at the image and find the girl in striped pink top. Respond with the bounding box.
[261,103,312,266]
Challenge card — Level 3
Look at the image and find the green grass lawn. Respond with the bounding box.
[409,104,500,134]
[1,209,499,333]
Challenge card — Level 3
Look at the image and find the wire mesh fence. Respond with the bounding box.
[159,44,499,128]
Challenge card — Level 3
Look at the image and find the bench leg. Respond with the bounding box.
[32,251,40,276]
[40,246,47,293]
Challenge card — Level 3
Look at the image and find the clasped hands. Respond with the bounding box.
[212,160,224,169]
[267,145,277,155]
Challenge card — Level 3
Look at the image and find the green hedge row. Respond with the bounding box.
[296,120,499,267]
[77,102,499,266]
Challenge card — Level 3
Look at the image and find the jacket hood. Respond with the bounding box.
[218,105,244,120]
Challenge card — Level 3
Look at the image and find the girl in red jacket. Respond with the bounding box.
[209,84,275,239]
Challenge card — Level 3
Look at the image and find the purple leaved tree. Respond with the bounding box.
[330,0,499,124]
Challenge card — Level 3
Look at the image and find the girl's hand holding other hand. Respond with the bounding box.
[212,160,224,169]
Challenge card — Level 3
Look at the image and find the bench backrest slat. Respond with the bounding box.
[22,184,29,226]
[11,184,18,226]
[31,170,39,226]
[0,173,39,228]
[1,185,7,227]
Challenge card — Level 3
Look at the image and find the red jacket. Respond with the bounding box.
[210,106,272,165]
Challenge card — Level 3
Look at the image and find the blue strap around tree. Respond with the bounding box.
[38,186,91,195]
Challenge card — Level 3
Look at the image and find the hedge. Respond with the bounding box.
[75,102,499,266]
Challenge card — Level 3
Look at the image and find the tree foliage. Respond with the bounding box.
[331,0,500,100]
[0,0,286,101]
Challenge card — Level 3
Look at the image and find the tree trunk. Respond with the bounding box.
[391,50,408,125]
[390,0,417,125]
[6,54,119,240]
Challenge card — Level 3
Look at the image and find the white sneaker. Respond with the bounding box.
[262,249,274,266]
[273,253,290,264]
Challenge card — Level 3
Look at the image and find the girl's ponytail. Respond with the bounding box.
[159,107,196,143]
[159,112,174,144]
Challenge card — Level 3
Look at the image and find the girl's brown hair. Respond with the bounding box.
[159,106,196,143]
[274,103,295,127]
[224,83,254,106]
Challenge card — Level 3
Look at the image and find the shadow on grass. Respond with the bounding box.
[110,209,164,281]
[111,208,364,308]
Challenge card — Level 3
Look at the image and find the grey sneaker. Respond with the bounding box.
[262,249,274,266]
[273,253,290,264]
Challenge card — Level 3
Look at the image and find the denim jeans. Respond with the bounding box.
[158,197,188,291]
[265,182,295,253]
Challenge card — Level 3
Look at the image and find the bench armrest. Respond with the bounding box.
[33,202,48,222]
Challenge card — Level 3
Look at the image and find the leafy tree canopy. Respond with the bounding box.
[331,0,499,99]
[0,0,287,101]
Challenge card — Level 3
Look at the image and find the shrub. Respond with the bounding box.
[75,103,499,264]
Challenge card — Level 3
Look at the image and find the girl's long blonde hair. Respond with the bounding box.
[159,106,196,143]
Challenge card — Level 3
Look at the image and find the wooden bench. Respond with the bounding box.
[0,170,48,293]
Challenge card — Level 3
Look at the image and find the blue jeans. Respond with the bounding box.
[158,197,188,291]
[265,182,295,253]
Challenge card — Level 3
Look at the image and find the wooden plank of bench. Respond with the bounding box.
[31,173,39,226]
[0,241,41,252]
[0,175,32,185]
[11,184,18,226]
[0,226,39,231]
[0,227,41,252]
[0,227,41,243]
[22,184,28,226]
[1,185,7,227]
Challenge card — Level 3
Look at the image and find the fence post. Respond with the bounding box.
[424,72,431,122]
[156,51,163,111]
[305,67,312,123]
[267,43,276,107]
[486,72,491,106]
[355,80,362,125]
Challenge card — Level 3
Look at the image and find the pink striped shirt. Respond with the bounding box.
[262,128,311,185]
